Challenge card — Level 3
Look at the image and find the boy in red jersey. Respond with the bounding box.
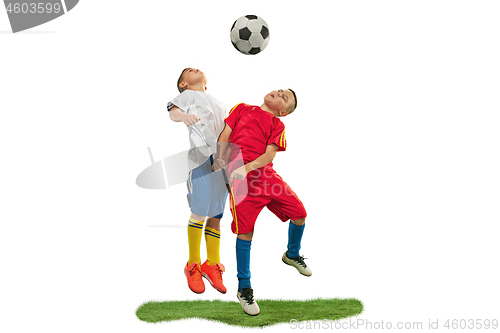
[213,89,311,316]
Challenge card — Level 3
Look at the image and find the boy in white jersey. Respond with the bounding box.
[167,68,228,294]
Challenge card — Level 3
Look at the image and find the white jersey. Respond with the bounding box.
[167,90,226,172]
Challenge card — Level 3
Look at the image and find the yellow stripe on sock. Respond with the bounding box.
[189,217,204,225]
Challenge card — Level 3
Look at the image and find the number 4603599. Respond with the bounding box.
[6,3,62,14]
[444,319,498,330]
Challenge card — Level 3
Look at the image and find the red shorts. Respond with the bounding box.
[228,167,307,234]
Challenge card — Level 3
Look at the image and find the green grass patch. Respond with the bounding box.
[136,297,363,328]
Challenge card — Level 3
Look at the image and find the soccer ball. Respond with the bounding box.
[230,15,270,55]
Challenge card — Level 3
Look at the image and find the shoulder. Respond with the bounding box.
[231,102,250,110]
[174,90,192,98]
[170,90,194,102]
[273,117,285,130]
[228,103,251,115]
[168,90,196,111]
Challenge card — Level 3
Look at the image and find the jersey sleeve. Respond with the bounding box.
[224,103,244,129]
[268,120,287,152]
[167,90,192,112]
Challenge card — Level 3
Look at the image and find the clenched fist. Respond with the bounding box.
[182,114,200,126]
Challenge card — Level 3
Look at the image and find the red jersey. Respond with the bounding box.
[225,103,286,174]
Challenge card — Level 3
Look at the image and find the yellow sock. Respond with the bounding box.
[204,225,221,265]
[187,217,204,265]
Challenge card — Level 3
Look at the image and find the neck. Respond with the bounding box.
[189,83,207,93]
[259,103,278,116]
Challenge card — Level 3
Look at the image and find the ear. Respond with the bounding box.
[278,109,288,117]
[179,81,187,90]
[205,86,207,90]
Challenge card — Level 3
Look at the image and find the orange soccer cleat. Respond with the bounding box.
[184,262,205,294]
[201,260,227,294]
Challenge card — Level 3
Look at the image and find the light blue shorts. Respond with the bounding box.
[187,155,228,218]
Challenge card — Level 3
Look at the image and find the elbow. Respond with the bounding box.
[267,152,277,163]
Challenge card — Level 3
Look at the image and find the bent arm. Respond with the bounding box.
[215,124,233,162]
[169,106,200,126]
[168,106,186,122]
[244,144,279,173]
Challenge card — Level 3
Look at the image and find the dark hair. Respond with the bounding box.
[177,68,189,93]
[287,88,297,114]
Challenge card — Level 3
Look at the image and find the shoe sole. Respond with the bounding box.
[282,257,312,277]
[184,269,205,294]
[202,272,227,294]
[243,310,260,316]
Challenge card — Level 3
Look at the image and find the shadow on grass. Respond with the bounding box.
[136,298,363,328]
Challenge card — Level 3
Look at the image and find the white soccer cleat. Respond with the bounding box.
[237,288,260,316]
[282,252,312,276]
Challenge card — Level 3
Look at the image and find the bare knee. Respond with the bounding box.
[190,213,206,222]
[291,218,306,226]
[206,217,221,231]
[237,231,254,241]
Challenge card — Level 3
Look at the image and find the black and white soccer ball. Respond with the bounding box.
[230,15,270,55]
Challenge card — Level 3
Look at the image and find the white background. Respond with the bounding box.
[1,1,499,332]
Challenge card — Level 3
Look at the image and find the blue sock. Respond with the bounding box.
[236,238,251,292]
[287,221,305,258]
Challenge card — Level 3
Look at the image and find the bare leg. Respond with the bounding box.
[290,218,306,226]
[237,231,254,241]
[191,213,206,222]
[205,217,221,231]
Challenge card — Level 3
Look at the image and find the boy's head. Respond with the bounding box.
[263,89,297,117]
[177,68,207,93]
